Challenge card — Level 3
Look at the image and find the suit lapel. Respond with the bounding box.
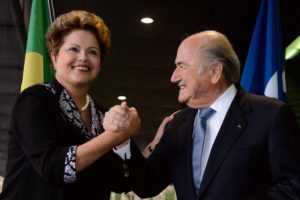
[177,109,198,198]
[198,91,250,197]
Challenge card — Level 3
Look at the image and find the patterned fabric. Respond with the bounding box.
[64,146,77,183]
[42,82,105,183]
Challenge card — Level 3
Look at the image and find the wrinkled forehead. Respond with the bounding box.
[176,38,209,63]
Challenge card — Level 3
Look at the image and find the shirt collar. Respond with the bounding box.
[210,84,237,116]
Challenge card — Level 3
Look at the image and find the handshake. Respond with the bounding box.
[103,101,141,142]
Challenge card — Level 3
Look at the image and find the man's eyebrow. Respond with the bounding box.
[175,61,182,66]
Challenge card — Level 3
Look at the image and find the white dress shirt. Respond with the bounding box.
[199,84,237,180]
[113,139,131,159]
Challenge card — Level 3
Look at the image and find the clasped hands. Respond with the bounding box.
[103,101,141,144]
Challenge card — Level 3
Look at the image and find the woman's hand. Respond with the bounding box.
[103,101,140,138]
[142,110,180,157]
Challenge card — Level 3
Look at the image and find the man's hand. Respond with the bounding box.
[103,101,140,138]
[127,105,140,137]
[103,101,129,132]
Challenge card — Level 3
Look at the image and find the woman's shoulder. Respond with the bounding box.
[16,82,63,109]
[20,83,55,99]
[10,83,59,118]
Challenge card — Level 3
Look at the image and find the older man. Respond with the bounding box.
[108,30,300,200]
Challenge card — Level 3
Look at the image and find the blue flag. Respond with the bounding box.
[240,0,286,101]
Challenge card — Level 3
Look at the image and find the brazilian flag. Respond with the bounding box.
[21,0,53,91]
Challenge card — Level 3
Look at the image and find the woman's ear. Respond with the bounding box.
[209,61,223,84]
[50,52,57,70]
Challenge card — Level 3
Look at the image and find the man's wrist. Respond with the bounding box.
[113,139,131,160]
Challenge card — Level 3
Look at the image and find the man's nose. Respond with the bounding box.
[170,68,180,83]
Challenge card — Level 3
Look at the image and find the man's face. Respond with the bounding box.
[171,40,213,108]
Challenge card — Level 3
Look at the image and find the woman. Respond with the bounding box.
[0,10,139,200]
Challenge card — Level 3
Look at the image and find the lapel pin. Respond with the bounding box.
[237,124,242,129]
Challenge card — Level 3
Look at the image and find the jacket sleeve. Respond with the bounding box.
[248,104,300,199]
[11,87,68,185]
[125,140,172,198]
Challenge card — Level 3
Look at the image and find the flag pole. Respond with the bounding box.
[47,0,56,22]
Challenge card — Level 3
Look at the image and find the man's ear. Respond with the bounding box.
[209,61,223,84]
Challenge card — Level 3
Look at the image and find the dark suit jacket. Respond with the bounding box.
[127,89,300,200]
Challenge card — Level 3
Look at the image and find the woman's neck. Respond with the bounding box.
[62,83,90,109]
[70,90,89,110]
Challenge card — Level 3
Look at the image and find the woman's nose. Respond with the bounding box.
[78,51,87,61]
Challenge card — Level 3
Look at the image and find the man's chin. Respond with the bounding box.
[178,96,187,104]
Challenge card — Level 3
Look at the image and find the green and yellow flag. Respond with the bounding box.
[21,0,53,91]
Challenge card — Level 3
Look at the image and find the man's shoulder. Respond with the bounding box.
[245,92,284,108]
[235,90,286,117]
[165,107,195,131]
[173,107,195,119]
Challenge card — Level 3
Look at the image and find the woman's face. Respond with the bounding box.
[51,29,101,89]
